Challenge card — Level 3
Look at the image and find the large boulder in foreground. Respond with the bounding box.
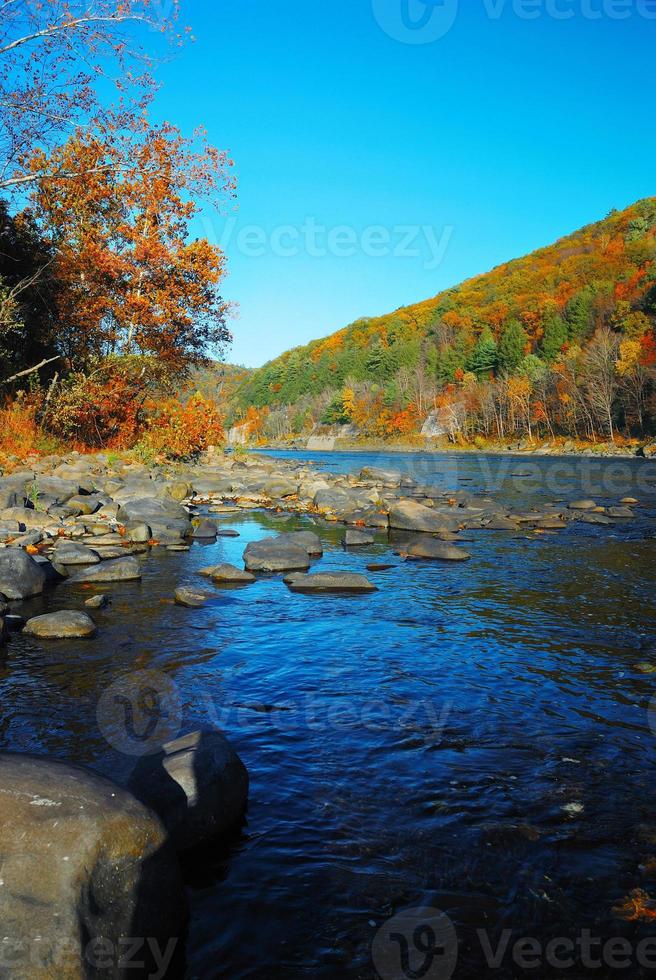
[284,572,378,594]
[0,550,47,599]
[243,538,311,573]
[23,610,97,639]
[67,556,142,584]
[128,730,249,852]
[0,753,187,978]
[389,500,455,534]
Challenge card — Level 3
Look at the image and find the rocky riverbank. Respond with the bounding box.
[0,447,653,975]
[1,447,646,619]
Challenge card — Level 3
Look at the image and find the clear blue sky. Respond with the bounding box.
[155,0,655,368]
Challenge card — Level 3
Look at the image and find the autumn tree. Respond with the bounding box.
[0,0,185,192]
[26,120,235,376]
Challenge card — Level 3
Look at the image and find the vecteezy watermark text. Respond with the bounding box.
[373,0,656,44]
[210,216,454,271]
[0,936,178,980]
[372,907,656,978]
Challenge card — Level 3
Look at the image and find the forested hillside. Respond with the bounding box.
[232,199,656,444]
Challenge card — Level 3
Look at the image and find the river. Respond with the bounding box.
[2,451,656,978]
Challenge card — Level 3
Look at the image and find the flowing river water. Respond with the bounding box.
[2,451,656,979]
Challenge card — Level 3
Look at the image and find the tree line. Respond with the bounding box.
[233,199,656,446]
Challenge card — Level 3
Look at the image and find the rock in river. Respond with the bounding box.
[389,500,455,534]
[52,540,101,565]
[128,730,249,852]
[192,519,218,539]
[568,499,597,511]
[243,537,311,573]
[404,539,471,562]
[85,593,108,609]
[0,753,186,978]
[284,572,378,594]
[23,610,97,639]
[200,563,256,585]
[174,586,209,608]
[344,529,376,546]
[273,530,324,556]
[67,555,142,584]
[0,550,47,599]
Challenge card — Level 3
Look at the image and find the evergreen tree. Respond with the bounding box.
[565,288,596,341]
[468,327,498,378]
[437,334,470,384]
[539,314,569,362]
[497,319,527,373]
[322,393,350,425]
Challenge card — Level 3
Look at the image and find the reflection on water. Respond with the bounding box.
[1,452,656,979]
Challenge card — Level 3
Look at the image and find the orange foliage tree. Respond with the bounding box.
[140,392,224,459]
[26,119,235,374]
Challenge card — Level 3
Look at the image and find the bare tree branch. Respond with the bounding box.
[0,15,153,58]
[2,355,62,385]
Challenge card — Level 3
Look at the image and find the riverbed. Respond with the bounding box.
[2,451,656,979]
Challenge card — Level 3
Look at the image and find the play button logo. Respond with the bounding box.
[372,0,459,44]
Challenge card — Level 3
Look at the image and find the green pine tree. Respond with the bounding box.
[468,327,498,378]
[565,288,596,341]
[539,314,569,362]
[497,319,528,373]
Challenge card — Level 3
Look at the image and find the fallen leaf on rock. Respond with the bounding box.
[613,889,656,922]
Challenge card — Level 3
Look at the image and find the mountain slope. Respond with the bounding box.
[232,199,656,442]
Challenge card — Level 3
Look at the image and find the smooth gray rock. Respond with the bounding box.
[284,572,378,594]
[192,519,218,539]
[0,754,186,978]
[126,521,152,542]
[404,539,471,561]
[569,499,597,511]
[0,550,47,599]
[85,593,108,609]
[23,610,97,639]
[127,730,249,851]
[344,529,376,546]
[274,530,323,556]
[65,493,103,515]
[0,506,58,529]
[52,540,101,565]
[200,563,256,585]
[608,506,635,518]
[580,512,614,525]
[389,500,454,533]
[67,556,142,584]
[359,466,402,485]
[117,497,192,540]
[481,516,519,531]
[174,587,209,608]
[243,538,311,573]
[263,477,298,498]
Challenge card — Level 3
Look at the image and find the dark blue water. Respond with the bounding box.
[2,452,656,979]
